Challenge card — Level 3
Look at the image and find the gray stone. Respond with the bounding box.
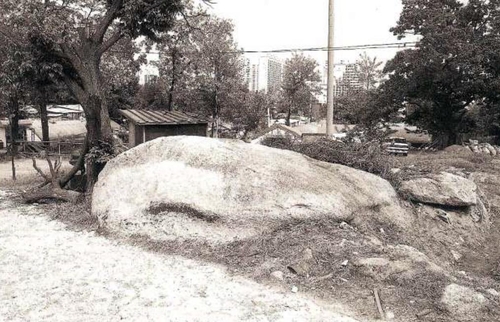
[485,144,497,156]
[441,284,487,321]
[353,257,390,267]
[93,136,412,243]
[270,271,284,281]
[451,250,462,262]
[399,172,477,207]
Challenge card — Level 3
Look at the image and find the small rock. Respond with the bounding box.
[416,309,432,318]
[287,248,315,276]
[487,289,499,297]
[437,210,452,224]
[341,260,349,267]
[451,250,462,262]
[353,257,390,267]
[486,144,497,156]
[270,271,284,281]
[399,172,477,207]
[291,286,298,293]
[390,168,401,174]
[339,221,354,230]
[386,311,395,320]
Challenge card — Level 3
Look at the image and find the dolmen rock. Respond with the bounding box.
[399,172,477,207]
[92,136,412,243]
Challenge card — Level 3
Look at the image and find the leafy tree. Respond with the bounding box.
[225,91,276,139]
[156,14,245,136]
[281,53,321,126]
[0,0,193,190]
[135,81,168,110]
[155,5,200,112]
[357,52,383,91]
[378,0,500,147]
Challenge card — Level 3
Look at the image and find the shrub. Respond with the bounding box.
[262,137,394,181]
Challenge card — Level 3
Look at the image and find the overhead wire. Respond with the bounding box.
[122,41,419,55]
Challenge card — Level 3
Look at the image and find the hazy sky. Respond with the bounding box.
[205,0,410,65]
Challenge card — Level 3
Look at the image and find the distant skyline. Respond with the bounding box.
[204,0,412,65]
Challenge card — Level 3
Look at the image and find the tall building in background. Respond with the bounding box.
[321,61,362,97]
[246,55,283,93]
[338,63,362,94]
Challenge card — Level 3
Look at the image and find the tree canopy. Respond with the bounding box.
[0,0,191,189]
[378,0,500,146]
[281,53,321,126]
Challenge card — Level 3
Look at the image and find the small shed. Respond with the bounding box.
[119,109,209,147]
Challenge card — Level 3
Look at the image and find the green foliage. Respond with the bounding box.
[85,141,116,164]
[225,91,278,138]
[376,0,500,146]
[357,52,383,91]
[281,53,321,124]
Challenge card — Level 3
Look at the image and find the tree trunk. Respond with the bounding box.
[436,131,458,149]
[167,49,177,111]
[286,106,292,126]
[9,98,20,181]
[68,55,113,193]
[58,43,115,193]
[84,94,113,193]
[39,90,50,146]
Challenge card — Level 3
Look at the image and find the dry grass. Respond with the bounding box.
[42,198,98,231]
[262,137,396,180]
[116,217,475,321]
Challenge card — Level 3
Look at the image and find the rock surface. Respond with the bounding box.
[92,136,411,243]
[399,172,477,207]
[441,284,487,321]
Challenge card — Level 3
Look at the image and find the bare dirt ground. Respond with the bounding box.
[0,190,361,322]
[0,157,71,184]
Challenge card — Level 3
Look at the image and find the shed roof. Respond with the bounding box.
[119,109,208,126]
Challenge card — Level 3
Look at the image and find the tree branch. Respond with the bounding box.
[93,0,123,43]
[32,157,51,182]
[61,73,86,103]
[59,135,88,188]
[98,30,124,56]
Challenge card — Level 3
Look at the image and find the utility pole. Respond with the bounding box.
[326,0,335,138]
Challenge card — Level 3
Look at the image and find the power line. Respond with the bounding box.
[130,41,419,56]
[239,42,418,54]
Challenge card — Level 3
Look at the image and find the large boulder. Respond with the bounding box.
[92,136,412,243]
[399,172,477,207]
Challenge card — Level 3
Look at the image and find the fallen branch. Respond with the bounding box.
[373,288,385,320]
[60,137,88,188]
[24,153,82,204]
[23,187,81,204]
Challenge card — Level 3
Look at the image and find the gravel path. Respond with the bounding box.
[0,191,360,322]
